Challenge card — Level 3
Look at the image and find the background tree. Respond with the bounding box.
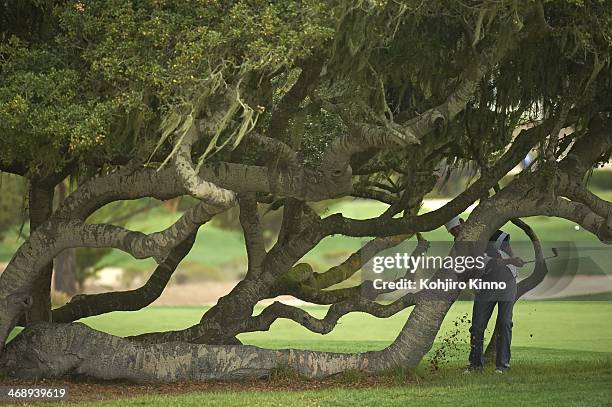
[0,0,610,381]
[0,173,26,243]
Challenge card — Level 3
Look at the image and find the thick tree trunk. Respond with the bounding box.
[26,183,54,323]
[53,182,77,295]
[54,249,76,296]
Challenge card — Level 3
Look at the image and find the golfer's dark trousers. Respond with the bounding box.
[468,299,514,369]
[468,266,516,370]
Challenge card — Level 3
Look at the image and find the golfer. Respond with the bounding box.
[445,216,525,373]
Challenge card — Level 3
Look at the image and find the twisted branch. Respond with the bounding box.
[241,292,418,335]
[51,232,198,323]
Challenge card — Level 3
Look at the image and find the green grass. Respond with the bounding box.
[85,361,612,406]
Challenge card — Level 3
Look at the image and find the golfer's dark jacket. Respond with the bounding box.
[479,230,516,301]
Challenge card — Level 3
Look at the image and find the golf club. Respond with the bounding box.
[524,247,559,264]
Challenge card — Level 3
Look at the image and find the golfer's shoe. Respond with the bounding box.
[463,366,483,374]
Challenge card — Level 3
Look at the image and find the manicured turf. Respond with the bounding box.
[83,360,612,406]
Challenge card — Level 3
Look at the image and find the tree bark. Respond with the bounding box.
[53,182,77,295]
[53,249,76,296]
[1,322,372,382]
[26,183,54,323]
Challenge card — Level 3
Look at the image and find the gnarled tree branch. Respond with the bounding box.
[239,194,266,275]
[50,232,198,323]
[241,292,418,336]
[174,124,237,206]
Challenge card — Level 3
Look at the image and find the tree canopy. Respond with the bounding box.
[2,0,608,176]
